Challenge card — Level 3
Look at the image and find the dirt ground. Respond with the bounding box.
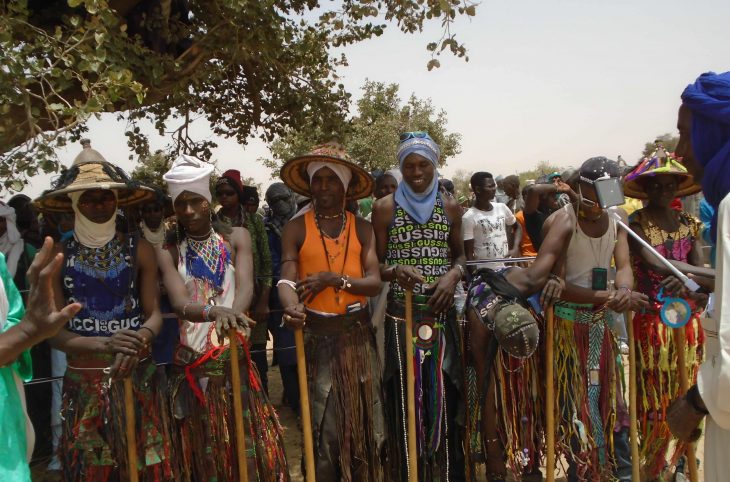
[31,353,705,481]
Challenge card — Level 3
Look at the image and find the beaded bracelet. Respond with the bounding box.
[202,304,213,322]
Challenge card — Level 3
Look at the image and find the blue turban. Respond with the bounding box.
[681,71,730,241]
[394,133,441,224]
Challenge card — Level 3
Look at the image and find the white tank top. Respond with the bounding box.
[564,204,617,289]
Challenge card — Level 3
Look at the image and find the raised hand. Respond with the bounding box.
[20,237,82,343]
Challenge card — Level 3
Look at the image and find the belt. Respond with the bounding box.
[304,309,370,336]
[553,301,606,324]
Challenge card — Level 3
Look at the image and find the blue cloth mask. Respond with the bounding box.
[681,71,730,242]
[394,133,441,225]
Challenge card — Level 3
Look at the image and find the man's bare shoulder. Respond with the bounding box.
[373,193,395,213]
[372,194,395,226]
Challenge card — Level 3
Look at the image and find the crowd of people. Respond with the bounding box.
[0,70,728,482]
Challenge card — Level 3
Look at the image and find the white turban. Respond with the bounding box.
[163,155,214,203]
[306,161,352,192]
[291,161,353,219]
[0,203,23,276]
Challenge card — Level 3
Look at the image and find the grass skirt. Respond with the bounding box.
[303,315,388,482]
[60,357,175,481]
[552,302,627,481]
[632,310,704,479]
[168,342,288,482]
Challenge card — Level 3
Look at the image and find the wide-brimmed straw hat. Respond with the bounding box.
[34,139,155,213]
[280,142,373,200]
[623,146,701,200]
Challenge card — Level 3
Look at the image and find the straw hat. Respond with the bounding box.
[34,139,155,213]
[280,142,373,200]
[623,146,701,200]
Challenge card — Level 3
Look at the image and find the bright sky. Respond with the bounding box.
[18,0,730,199]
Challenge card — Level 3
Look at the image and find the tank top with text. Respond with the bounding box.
[63,235,143,337]
[386,195,452,298]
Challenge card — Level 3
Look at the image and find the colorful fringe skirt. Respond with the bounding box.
[60,356,175,481]
[383,297,465,482]
[303,309,388,482]
[464,318,545,480]
[168,342,288,482]
[632,309,704,479]
[552,302,628,481]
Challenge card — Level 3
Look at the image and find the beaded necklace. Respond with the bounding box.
[313,209,350,304]
[184,231,230,293]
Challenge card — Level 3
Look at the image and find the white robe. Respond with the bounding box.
[697,192,730,481]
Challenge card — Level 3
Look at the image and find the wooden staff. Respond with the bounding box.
[295,327,316,482]
[229,329,250,482]
[123,377,139,482]
[545,305,555,482]
[404,290,418,482]
[674,326,699,482]
[626,312,640,482]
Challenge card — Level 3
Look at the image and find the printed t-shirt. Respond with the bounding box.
[462,203,516,268]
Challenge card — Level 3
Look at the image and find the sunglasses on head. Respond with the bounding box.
[399,131,429,142]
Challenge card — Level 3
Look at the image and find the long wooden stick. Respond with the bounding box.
[674,326,699,482]
[295,328,316,482]
[404,290,418,482]
[626,312,641,482]
[229,329,249,482]
[123,377,139,482]
[545,305,555,482]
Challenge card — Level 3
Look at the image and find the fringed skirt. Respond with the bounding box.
[383,298,465,482]
[465,325,545,480]
[552,302,627,481]
[168,342,288,482]
[633,308,704,479]
[303,310,388,482]
[60,356,175,482]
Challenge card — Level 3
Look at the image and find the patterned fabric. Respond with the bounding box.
[630,209,702,301]
[386,195,451,298]
[62,235,143,336]
[61,358,175,481]
[629,208,705,478]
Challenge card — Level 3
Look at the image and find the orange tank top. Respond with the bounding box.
[298,210,366,314]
